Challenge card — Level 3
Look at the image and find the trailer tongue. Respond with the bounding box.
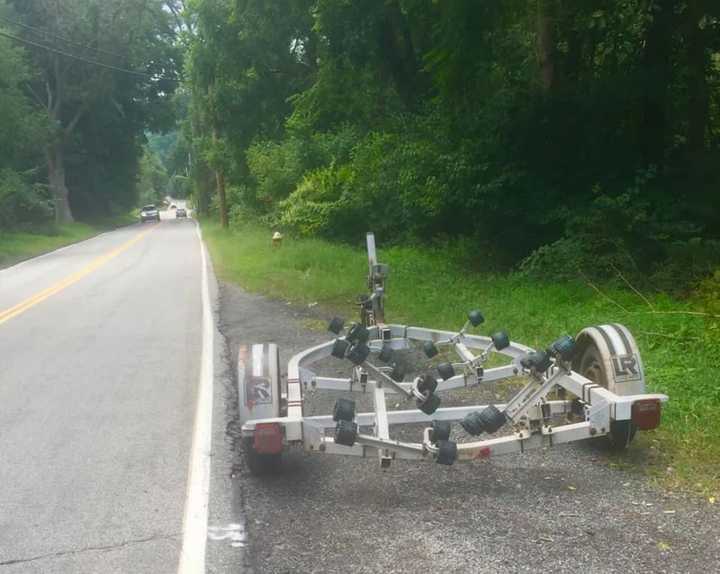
[239,233,667,474]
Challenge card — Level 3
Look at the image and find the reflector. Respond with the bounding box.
[253,423,284,454]
[632,399,661,430]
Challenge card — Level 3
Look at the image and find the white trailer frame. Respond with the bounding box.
[239,234,668,469]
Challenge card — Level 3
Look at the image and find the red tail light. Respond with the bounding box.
[253,423,284,454]
[632,399,661,430]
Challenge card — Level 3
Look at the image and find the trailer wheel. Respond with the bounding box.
[574,342,636,450]
[238,343,284,475]
[243,438,282,475]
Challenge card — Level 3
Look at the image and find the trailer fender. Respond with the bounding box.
[573,324,646,449]
[238,343,285,474]
[573,324,645,396]
[237,343,283,423]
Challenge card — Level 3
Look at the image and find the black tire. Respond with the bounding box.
[575,344,636,450]
[243,438,281,475]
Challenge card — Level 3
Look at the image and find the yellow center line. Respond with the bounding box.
[0,224,159,326]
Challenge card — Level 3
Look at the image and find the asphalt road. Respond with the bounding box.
[0,211,205,573]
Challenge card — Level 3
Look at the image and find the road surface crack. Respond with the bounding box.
[0,532,181,568]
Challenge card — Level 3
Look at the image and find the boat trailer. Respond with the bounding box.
[238,233,668,473]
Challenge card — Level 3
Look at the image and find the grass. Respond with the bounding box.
[0,214,136,268]
[203,220,720,499]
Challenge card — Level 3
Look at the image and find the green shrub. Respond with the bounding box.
[247,138,307,204]
[279,163,355,236]
[519,170,720,290]
[0,169,53,230]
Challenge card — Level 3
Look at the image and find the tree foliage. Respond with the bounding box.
[0,0,180,225]
[184,0,720,288]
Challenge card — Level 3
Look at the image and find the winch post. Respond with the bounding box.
[365,232,387,325]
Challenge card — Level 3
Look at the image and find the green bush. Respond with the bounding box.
[279,163,355,236]
[278,115,476,243]
[0,169,53,230]
[247,138,307,205]
[519,170,720,290]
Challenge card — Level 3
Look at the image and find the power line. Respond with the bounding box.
[0,15,126,61]
[0,29,178,82]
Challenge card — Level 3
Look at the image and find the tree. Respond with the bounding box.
[182,0,720,287]
[8,0,179,222]
[185,0,315,225]
[0,27,46,171]
[0,13,51,230]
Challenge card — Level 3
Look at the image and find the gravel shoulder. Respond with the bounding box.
[216,281,720,574]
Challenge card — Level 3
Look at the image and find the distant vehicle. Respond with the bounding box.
[140,204,160,223]
[176,208,187,218]
[170,204,177,209]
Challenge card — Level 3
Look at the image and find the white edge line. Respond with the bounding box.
[178,221,214,574]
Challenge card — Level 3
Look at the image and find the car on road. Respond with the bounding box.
[176,208,187,218]
[170,204,177,209]
[140,204,160,223]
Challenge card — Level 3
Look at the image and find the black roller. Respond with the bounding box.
[468,310,485,327]
[548,335,576,361]
[480,405,507,434]
[430,420,451,443]
[460,405,507,436]
[331,338,350,359]
[347,323,370,344]
[334,420,358,446]
[378,344,394,363]
[416,373,438,395]
[328,317,345,335]
[423,341,439,358]
[417,393,441,415]
[347,343,370,365]
[390,362,405,382]
[521,350,552,372]
[436,440,458,465]
[437,362,455,381]
[333,398,356,422]
[491,331,510,351]
[461,411,484,436]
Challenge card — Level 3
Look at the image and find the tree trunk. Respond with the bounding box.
[537,0,555,93]
[381,1,421,109]
[46,141,74,224]
[211,124,229,228]
[640,0,675,168]
[196,163,213,216]
[686,0,708,157]
[215,168,228,228]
